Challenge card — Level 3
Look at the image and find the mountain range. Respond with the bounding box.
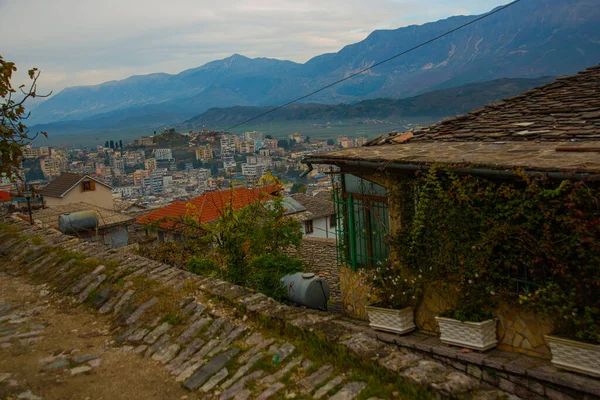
[29,0,600,137]
[183,76,556,129]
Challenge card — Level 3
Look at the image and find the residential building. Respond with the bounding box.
[220,135,237,156]
[144,158,158,171]
[195,145,214,161]
[153,148,173,161]
[243,131,264,142]
[112,185,141,198]
[40,173,113,209]
[236,140,256,154]
[241,163,265,177]
[133,169,152,186]
[40,157,67,179]
[110,156,125,172]
[263,138,279,149]
[286,193,336,239]
[22,145,41,159]
[259,148,270,157]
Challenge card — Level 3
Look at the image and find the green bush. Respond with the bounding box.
[249,254,304,301]
[188,257,219,277]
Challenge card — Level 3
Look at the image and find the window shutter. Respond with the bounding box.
[90,181,96,191]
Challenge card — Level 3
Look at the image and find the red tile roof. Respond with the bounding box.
[0,191,10,202]
[137,185,280,229]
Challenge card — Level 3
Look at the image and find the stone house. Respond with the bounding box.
[303,64,600,358]
[286,193,336,239]
[40,173,113,209]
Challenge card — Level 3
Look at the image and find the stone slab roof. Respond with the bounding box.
[305,141,600,175]
[305,64,600,175]
[288,193,334,221]
[31,202,135,229]
[368,64,600,145]
[40,173,112,198]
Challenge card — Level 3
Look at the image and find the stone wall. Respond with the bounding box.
[0,216,532,400]
[285,237,340,301]
[3,217,598,400]
[340,271,555,359]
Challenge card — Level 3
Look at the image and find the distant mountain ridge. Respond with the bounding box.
[182,76,556,128]
[29,0,600,134]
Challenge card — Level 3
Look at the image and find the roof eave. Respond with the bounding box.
[302,156,600,182]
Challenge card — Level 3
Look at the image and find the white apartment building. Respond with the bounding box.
[241,163,265,177]
[153,148,173,161]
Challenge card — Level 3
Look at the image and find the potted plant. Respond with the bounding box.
[520,284,600,377]
[435,276,498,352]
[362,260,421,335]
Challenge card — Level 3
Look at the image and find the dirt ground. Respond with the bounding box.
[0,272,201,400]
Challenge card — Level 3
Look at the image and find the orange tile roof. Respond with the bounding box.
[0,191,10,202]
[137,185,280,229]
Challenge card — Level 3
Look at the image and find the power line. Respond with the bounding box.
[225,0,522,132]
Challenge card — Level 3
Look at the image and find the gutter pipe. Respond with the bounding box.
[301,158,600,182]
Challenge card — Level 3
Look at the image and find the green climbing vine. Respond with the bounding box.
[387,165,600,342]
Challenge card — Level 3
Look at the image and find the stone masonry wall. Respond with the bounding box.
[285,237,340,301]
[2,217,598,400]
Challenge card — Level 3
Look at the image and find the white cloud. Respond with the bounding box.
[0,0,509,95]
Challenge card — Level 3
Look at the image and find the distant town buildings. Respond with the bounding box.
[21,128,368,216]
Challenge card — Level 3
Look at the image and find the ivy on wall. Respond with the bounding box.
[388,166,600,342]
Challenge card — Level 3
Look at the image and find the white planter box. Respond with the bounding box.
[435,317,497,351]
[365,305,415,335]
[545,335,600,378]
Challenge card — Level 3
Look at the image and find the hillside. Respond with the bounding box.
[28,0,600,135]
[183,76,556,129]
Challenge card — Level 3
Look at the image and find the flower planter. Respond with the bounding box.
[365,305,415,335]
[545,335,600,378]
[435,317,497,351]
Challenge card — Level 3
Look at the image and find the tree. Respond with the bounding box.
[119,140,123,149]
[105,141,109,148]
[278,139,290,150]
[304,136,311,143]
[109,140,114,149]
[265,134,273,139]
[291,182,307,194]
[327,139,335,146]
[1,56,50,180]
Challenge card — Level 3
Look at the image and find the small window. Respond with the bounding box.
[330,214,336,228]
[82,181,95,192]
[304,220,314,234]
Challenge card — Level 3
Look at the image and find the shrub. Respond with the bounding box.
[188,257,219,277]
[248,254,304,301]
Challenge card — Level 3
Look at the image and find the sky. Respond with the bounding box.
[1,0,509,96]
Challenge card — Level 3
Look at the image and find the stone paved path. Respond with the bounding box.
[0,218,516,400]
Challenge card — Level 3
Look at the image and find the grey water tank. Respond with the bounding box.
[280,272,330,310]
[58,211,98,234]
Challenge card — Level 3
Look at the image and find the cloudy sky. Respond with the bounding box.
[1,0,508,95]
